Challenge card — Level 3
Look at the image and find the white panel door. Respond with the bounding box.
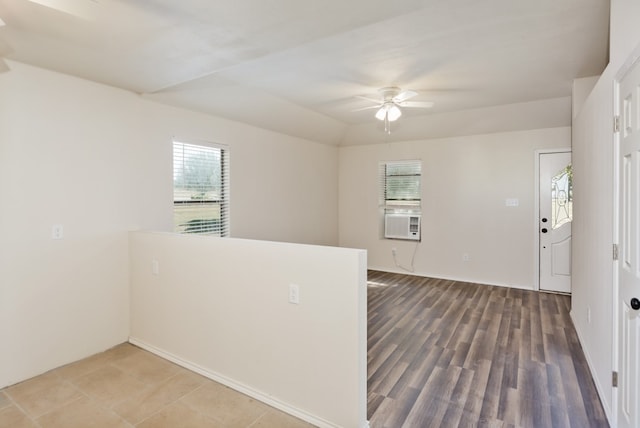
[539,152,572,293]
[617,57,640,428]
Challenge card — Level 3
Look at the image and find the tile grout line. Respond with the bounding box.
[131,378,213,427]
[246,408,273,428]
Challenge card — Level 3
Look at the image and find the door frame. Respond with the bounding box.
[534,148,572,292]
[612,42,640,428]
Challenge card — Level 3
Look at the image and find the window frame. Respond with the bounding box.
[379,160,422,211]
[172,139,230,236]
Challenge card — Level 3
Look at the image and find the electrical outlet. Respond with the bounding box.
[462,253,470,262]
[392,247,397,256]
[51,224,64,240]
[151,259,159,275]
[289,284,300,304]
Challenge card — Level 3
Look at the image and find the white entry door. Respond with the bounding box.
[617,57,640,428]
[539,152,572,293]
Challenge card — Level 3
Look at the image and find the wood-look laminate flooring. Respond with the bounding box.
[367,270,609,428]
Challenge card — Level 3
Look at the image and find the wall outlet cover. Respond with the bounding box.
[51,224,64,240]
[289,284,300,304]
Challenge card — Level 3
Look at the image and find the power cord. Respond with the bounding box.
[392,242,419,273]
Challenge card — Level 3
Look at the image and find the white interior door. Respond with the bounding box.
[539,152,572,293]
[617,57,640,428]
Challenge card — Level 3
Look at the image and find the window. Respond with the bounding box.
[173,140,229,236]
[379,160,422,211]
[551,164,572,229]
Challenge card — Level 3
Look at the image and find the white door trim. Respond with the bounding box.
[612,72,621,428]
[533,148,571,291]
[612,42,640,428]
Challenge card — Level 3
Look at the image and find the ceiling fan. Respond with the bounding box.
[356,87,434,132]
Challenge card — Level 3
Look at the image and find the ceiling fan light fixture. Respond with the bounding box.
[375,103,402,122]
[387,104,402,121]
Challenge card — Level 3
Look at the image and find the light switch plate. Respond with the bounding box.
[289,284,300,304]
[51,224,64,240]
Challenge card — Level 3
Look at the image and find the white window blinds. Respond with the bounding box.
[173,141,230,236]
[379,160,422,210]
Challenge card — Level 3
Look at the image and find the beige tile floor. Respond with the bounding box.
[0,343,315,428]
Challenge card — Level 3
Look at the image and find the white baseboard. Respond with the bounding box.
[569,311,614,426]
[128,337,341,428]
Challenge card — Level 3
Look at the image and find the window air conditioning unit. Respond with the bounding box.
[384,214,421,241]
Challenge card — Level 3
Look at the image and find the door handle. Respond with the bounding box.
[631,298,640,310]
[541,228,548,233]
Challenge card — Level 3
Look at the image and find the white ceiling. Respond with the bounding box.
[0,0,610,145]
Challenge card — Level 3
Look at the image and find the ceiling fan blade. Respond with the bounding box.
[27,0,98,20]
[352,105,381,112]
[0,32,13,73]
[393,90,418,103]
[398,100,435,108]
[355,95,383,104]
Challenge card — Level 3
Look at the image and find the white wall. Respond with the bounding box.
[610,0,640,68]
[0,61,339,388]
[570,0,640,423]
[572,76,600,119]
[339,128,570,289]
[129,231,367,428]
[231,133,338,245]
[571,73,615,421]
